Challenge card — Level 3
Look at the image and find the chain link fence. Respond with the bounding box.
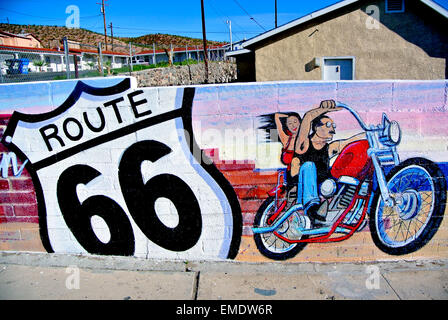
[0,37,228,84]
[0,44,67,83]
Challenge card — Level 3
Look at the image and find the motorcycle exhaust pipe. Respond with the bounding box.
[252,203,304,234]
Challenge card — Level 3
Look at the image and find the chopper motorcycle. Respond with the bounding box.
[252,103,447,260]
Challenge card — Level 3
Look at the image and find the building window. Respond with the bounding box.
[386,0,405,13]
[322,57,355,81]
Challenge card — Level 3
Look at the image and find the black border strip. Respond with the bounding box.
[33,108,183,171]
[11,78,131,123]
[180,87,242,260]
[1,78,132,254]
[1,78,132,148]
[1,81,242,260]
[1,135,54,252]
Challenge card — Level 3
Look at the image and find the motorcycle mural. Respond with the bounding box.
[1,80,447,262]
[253,101,447,260]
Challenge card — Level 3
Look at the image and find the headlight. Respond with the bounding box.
[380,120,401,146]
[388,121,401,145]
[320,179,336,198]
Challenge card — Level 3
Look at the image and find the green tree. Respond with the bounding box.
[33,60,46,72]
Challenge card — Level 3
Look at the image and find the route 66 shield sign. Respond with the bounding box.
[2,78,242,260]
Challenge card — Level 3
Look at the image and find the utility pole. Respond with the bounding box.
[200,0,209,83]
[226,20,233,51]
[152,43,156,65]
[108,22,114,51]
[97,0,108,51]
[63,37,70,79]
[275,0,278,28]
[129,42,133,75]
[98,42,104,76]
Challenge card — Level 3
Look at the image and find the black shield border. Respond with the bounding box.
[1,79,242,259]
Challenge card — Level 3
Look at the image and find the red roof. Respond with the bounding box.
[0,30,29,39]
[68,47,130,56]
[0,44,130,56]
[136,44,225,55]
[0,43,225,57]
[0,44,62,53]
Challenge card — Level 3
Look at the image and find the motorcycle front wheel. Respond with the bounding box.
[370,157,446,255]
[253,196,308,260]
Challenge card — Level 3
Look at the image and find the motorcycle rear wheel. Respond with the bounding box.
[370,157,446,255]
[253,196,308,260]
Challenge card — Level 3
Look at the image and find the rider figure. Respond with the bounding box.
[294,100,366,224]
[274,112,301,187]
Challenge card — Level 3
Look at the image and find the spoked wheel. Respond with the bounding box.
[253,196,309,260]
[370,158,446,255]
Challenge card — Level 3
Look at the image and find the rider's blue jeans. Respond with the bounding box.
[296,162,321,209]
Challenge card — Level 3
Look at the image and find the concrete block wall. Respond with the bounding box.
[1,78,447,263]
[133,61,237,87]
[0,115,38,224]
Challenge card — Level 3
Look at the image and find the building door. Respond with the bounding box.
[323,58,354,80]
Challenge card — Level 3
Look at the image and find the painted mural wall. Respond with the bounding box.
[1,78,447,262]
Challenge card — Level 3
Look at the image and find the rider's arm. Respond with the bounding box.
[328,132,367,158]
[293,112,313,155]
[295,100,341,155]
[275,113,289,146]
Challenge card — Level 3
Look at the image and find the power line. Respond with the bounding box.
[206,0,242,41]
[200,0,208,83]
[112,25,259,34]
[211,0,260,39]
[96,0,108,50]
[231,0,266,31]
[108,22,114,50]
[0,5,259,41]
[275,0,278,28]
[208,0,260,41]
[0,8,101,22]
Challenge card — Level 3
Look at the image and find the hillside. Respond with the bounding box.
[121,34,223,47]
[0,23,225,53]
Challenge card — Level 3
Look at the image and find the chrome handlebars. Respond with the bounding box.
[336,102,371,131]
[335,102,401,206]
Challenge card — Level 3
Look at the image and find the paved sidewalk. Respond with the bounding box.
[0,251,447,300]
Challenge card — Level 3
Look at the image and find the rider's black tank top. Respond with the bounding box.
[297,141,330,184]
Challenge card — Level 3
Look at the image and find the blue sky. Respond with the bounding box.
[0,0,447,43]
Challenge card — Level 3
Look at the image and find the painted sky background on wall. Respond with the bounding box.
[0,77,131,114]
[191,81,448,166]
[1,79,447,167]
[1,0,447,42]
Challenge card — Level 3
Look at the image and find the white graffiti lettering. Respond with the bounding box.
[0,152,28,178]
[65,5,80,29]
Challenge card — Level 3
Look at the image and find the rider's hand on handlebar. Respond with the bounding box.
[320,100,343,112]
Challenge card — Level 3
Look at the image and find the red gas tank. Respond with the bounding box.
[331,140,372,180]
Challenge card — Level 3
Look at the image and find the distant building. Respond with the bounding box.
[0,42,226,76]
[64,39,81,50]
[134,45,227,65]
[0,30,42,48]
[228,0,448,81]
[0,45,129,74]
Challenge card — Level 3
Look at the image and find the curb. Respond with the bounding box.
[1,251,447,274]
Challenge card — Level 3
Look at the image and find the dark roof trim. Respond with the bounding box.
[241,0,447,49]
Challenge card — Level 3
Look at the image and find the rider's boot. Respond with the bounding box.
[306,202,327,227]
[286,186,297,209]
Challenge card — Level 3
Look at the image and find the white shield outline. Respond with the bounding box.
[2,79,242,259]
